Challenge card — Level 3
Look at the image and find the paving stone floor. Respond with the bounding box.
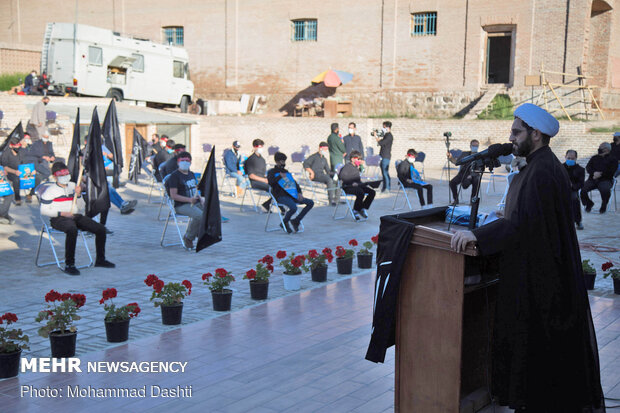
[0,169,618,412]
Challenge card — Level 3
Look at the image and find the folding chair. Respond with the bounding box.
[613,177,618,212]
[268,146,280,156]
[486,154,514,194]
[34,185,93,270]
[264,189,305,233]
[364,155,381,179]
[240,177,266,212]
[46,110,66,145]
[497,172,518,209]
[392,178,415,211]
[414,152,426,180]
[332,181,363,222]
[160,177,192,250]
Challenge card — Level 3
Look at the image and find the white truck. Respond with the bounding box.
[40,22,194,112]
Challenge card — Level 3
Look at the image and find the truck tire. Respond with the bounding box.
[106,89,123,102]
[180,96,190,113]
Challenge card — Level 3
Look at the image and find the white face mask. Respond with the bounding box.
[42,137,50,143]
[178,161,191,171]
[57,175,71,185]
[382,127,388,133]
[348,128,355,135]
[160,141,167,148]
[407,157,415,164]
[256,147,263,155]
[320,149,329,157]
[470,146,479,153]
[23,139,32,146]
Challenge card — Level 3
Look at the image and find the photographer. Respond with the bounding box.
[372,121,393,192]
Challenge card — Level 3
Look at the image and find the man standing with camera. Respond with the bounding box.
[373,121,393,192]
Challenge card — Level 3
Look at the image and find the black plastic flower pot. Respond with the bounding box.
[249,281,269,300]
[160,303,183,325]
[49,331,77,358]
[0,349,22,379]
[212,290,233,311]
[104,319,130,343]
[357,253,373,269]
[584,271,596,290]
[336,257,353,275]
[614,278,620,295]
[311,265,328,282]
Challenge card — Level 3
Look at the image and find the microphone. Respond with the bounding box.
[455,143,513,166]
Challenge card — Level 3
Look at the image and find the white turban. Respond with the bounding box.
[514,103,560,138]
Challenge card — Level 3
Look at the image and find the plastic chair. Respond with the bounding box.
[414,152,426,180]
[264,189,304,233]
[486,154,514,194]
[392,161,415,211]
[268,146,280,156]
[34,184,93,270]
[160,176,192,250]
[240,176,266,212]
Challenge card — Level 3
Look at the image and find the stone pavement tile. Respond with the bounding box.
[311,395,368,413]
[346,376,395,402]
[351,390,394,413]
[259,385,324,411]
[279,399,329,413]
[219,389,283,413]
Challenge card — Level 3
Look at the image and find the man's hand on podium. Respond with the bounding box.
[450,230,477,253]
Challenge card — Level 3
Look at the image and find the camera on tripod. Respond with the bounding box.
[371,128,385,138]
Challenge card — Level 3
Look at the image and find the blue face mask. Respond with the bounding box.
[470,146,479,153]
[167,148,174,154]
[565,159,576,166]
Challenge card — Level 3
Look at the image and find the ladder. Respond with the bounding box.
[40,23,54,74]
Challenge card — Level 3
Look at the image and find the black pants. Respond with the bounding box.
[50,214,107,266]
[571,191,582,224]
[404,182,433,206]
[250,179,272,209]
[449,173,480,202]
[344,184,376,211]
[581,179,613,210]
[6,173,20,201]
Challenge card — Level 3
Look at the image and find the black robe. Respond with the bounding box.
[472,146,604,412]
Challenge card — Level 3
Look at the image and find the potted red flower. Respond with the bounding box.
[335,245,354,274]
[99,288,141,343]
[356,235,378,269]
[305,248,334,282]
[0,313,29,379]
[144,274,192,325]
[203,268,235,311]
[602,262,620,294]
[277,250,306,291]
[35,290,86,358]
[244,255,273,300]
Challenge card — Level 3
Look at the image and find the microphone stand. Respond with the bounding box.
[445,135,452,204]
[468,159,485,229]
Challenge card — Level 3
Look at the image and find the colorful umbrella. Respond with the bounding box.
[311,69,354,87]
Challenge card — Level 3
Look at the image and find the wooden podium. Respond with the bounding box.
[394,209,498,413]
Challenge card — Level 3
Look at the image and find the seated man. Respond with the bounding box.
[21,133,51,203]
[303,142,338,205]
[581,142,618,214]
[0,166,15,224]
[447,140,481,204]
[563,149,585,230]
[153,138,174,182]
[267,152,314,233]
[338,151,375,220]
[166,152,202,249]
[396,149,433,208]
[40,162,115,275]
[0,135,23,206]
[160,143,186,180]
[244,138,273,212]
[224,140,246,196]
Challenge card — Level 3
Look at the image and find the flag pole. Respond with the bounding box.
[70,158,84,214]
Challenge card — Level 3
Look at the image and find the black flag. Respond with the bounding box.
[0,122,23,152]
[67,109,81,183]
[83,108,110,216]
[128,128,148,183]
[102,99,123,188]
[196,147,222,252]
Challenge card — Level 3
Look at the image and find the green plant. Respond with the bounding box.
[0,313,29,353]
[602,262,620,280]
[477,94,514,120]
[35,290,86,338]
[99,288,141,322]
[582,259,595,274]
[304,248,334,270]
[276,251,307,274]
[202,268,236,292]
[588,126,620,133]
[0,72,28,92]
[244,255,274,283]
[144,274,192,306]
[335,245,354,260]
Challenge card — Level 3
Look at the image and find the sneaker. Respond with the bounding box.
[261,201,271,213]
[576,222,584,230]
[128,200,138,208]
[353,211,361,221]
[105,228,114,235]
[599,206,607,214]
[120,204,135,215]
[7,215,15,225]
[182,236,194,249]
[95,259,116,268]
[0,217,9,225]
[221,216,230,223]
[280,222,293,234]
[290,220,300,233]
[25,195,33,203]
[359,209,368,219]
[14,200,22,206]
[64,265,81,276]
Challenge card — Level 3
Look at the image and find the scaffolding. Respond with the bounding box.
[535,64,605,121]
